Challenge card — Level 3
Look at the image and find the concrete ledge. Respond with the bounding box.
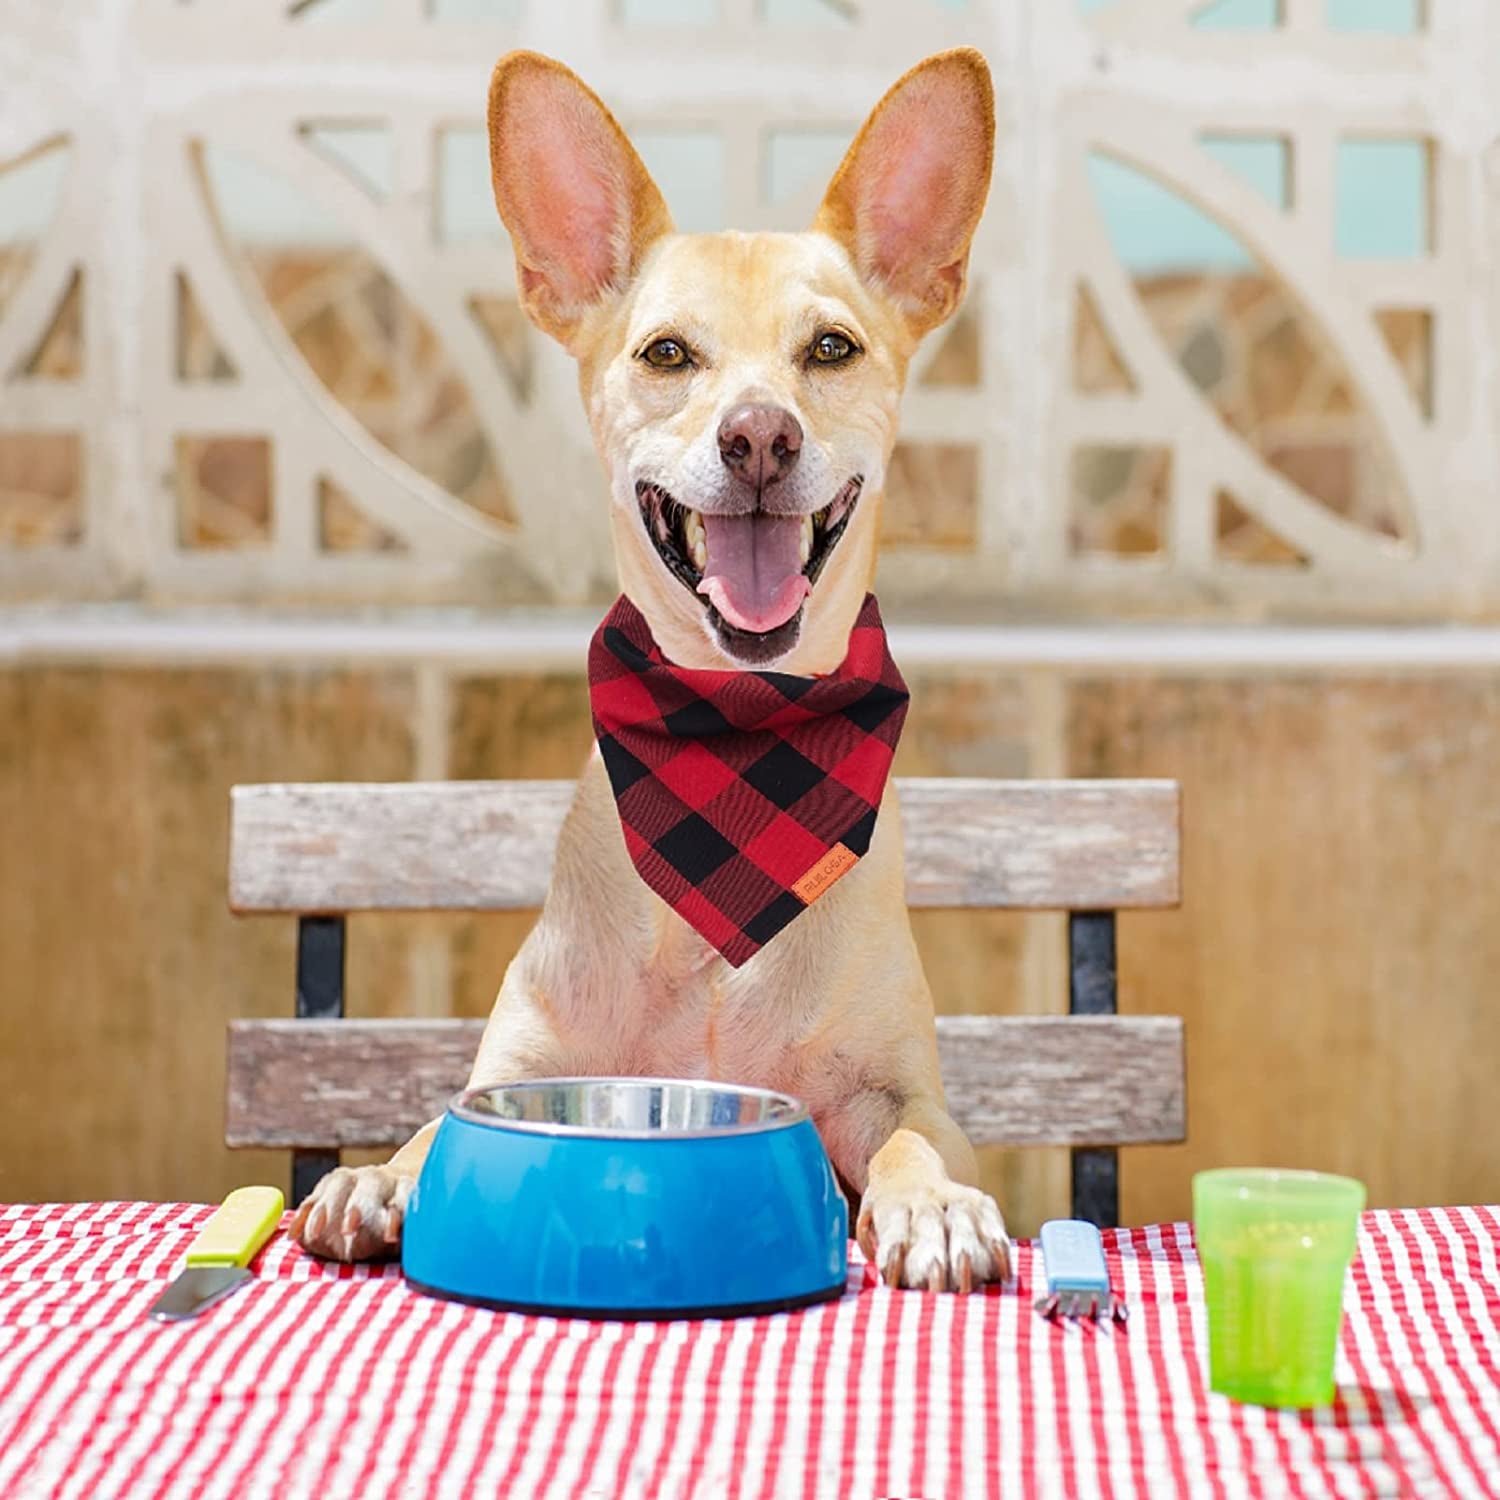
[5,607,1500,672]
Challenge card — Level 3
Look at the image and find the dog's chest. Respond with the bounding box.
[594,944,821,1097]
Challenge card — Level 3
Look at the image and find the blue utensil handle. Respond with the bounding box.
[1039,1219,1111,1296]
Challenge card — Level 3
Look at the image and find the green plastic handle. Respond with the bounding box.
[184,1186,285,1269]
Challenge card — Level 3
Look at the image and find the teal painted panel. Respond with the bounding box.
[297,0,382,20]
[1327,0,1420,31]
[202,145,351,247]
[632,131,727,233]
[1335,140,1429,259]
[1088,153,1253,274]
[0,144,69,241]
[762,0,850,24]
[621,0,719,20]
[766,130,852,206]
[437,128,499,243]
[303,125,393,200]
[1192,0,1280,28]
[429,0,522,15]
[1201,135,1289,210]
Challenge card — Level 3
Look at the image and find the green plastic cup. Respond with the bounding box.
[1193,1168,1366,1408]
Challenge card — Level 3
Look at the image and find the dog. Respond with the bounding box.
[291,45,1010,1293]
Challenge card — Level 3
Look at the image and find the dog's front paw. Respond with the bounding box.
[289,1165,413,1263]
[857,1180,1011,1292]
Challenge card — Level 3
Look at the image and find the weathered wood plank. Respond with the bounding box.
[225,1015,1186,1151]
[936,1015,1185,1147]
[901,780,1180,910]
[229,778,1180,914]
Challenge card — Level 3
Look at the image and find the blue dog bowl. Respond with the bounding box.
[402,1078,849,1319]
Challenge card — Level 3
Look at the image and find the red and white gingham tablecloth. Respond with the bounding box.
[1,1201,1497,1498]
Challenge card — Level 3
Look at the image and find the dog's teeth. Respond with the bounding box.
[799,514,814,564]
[684,508,706,570]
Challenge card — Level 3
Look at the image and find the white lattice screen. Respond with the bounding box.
[3,0,1499,618]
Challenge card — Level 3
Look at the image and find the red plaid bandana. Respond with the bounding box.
[589,594,909,967]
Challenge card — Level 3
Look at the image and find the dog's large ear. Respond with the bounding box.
[488,52,674,345]
[813,49,994,337]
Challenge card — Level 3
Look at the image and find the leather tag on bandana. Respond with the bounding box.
[791,843,859,904]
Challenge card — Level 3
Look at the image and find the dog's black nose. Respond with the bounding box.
[718,404,802,488]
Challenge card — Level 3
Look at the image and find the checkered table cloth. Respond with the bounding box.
[1,1202,1497,1498]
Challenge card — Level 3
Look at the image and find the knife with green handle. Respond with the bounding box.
[148,1186,285,1322]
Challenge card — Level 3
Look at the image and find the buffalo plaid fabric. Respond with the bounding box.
[589,593,909,966]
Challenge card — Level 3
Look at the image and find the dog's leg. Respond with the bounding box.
[854,1100,1012,1293]
[290,946,566,1263]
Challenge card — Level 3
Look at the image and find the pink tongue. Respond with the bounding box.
[697,513,810,633]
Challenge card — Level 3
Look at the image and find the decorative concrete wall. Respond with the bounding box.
[5,0,1500,616]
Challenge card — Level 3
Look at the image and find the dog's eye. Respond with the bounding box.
[642,337,691,370]
[810,331,858,365]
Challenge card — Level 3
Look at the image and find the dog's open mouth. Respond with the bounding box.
[636,476,862,659]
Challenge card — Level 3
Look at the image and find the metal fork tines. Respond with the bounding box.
[1035,1220,1129,1323]
[1034,1290,1128,1322]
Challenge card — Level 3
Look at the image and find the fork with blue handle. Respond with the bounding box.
[1035,1219,1128,1322]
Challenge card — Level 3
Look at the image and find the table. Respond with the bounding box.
[0,1202,1496,1498]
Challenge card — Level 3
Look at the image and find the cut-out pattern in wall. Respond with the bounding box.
[1374,307,1434,421]
[0,434,82,546]
[429,0,523,18]
[1216,487,1307,566]
[468,296,532,404]
[1149,273,1411,541]
[1070,445,1171,557]
[919,296,981,389]
[762,0,854,25]
[0,2,1489,613]
[175,272,237,383]
[436,128,499,245]
[300,123,393,201]
[0,140,70,318]
[765,129,854,208]
[176,435,272,549]
[1191,0,1281,29]
[200,136,517,525]
[0,249,29,322]
[632,130,727,233]
[1074,284,1135,393]
[16,268,82,379]
[883,443,978,550]
[1335,139,1431,261]
[620,0,720,22]
[1326,0,1423,35]
[1085,152,1416,548]
[318,475,405,553]
[1199,134,1291,212]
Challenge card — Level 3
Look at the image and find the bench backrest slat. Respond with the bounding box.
[229,778,1181,914]
[225,1015,1187,1152]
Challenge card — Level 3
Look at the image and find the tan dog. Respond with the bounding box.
[291,46,1010,1293]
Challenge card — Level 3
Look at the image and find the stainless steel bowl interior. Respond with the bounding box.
[451,1078,809,1139]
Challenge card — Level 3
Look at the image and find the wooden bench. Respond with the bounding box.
[226,778,1184,1227]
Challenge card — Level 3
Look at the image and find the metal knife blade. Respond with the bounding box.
[149,1265,253,1321]
[148,1185,284,1323]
